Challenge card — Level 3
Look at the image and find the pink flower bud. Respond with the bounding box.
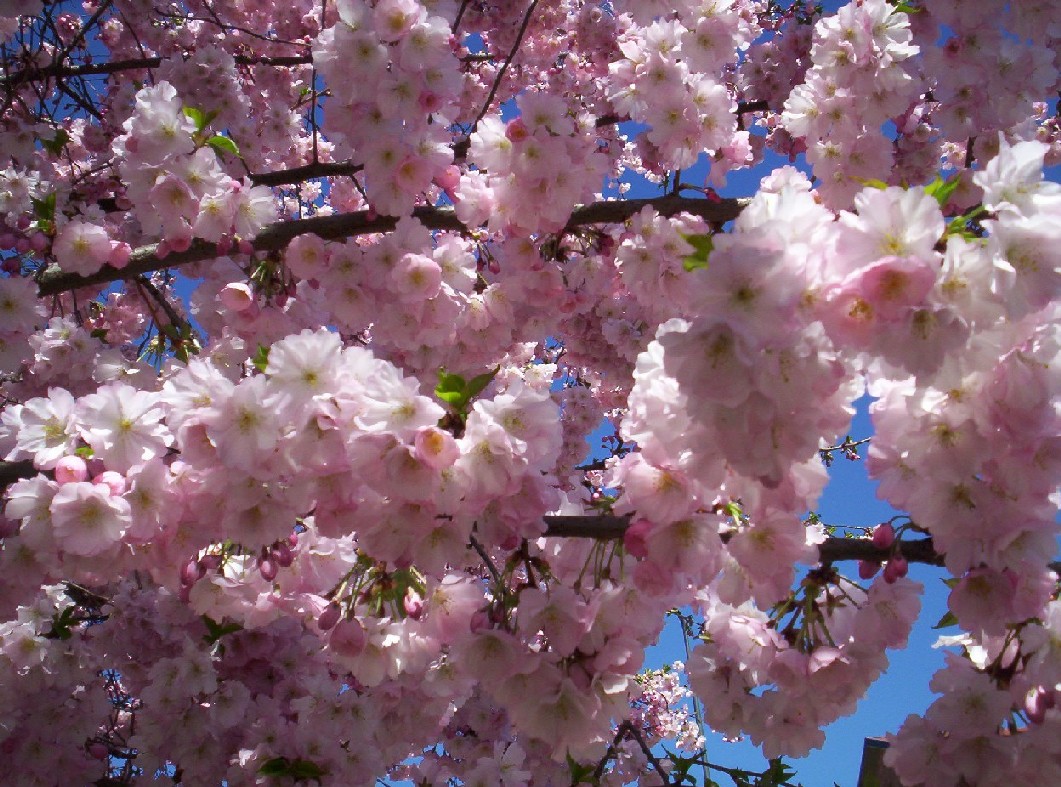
[237,239,254,255]
[287,532,299,548]
[273,543,293,568]
[200,553,222,571]
[108,241,131,269]
[180,557,204,586]
[623,518,653,559]
[403,589,424,620]
[219,282,254,311]
[505,117,529,142]
[87,741,109,760]
[330,617,366,656]
[258,557,278,582]
[93,470,126,495]
[883,555,908,584]
[0,516,20,538]
[28,231,48,252]
[871,523,895,550]
[317,602,341,631]
[434,164,460,192]
[55,455,88,484]
[1025,687,1052,725]
[858,560,880,580]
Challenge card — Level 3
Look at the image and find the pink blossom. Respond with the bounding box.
[49,480,131,555]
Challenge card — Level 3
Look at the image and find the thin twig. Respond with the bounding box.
[469,0,540,132]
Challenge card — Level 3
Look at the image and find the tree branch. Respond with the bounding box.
[1,54,312,88]
[34,194,749,296]
[1,460,1057,574]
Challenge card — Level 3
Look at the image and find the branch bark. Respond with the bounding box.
[0,460,1051,573]
[35,194,749,296]
[1,54,312,88]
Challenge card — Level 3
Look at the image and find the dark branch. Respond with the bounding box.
[1,54,311,88]
[35,194,749,296]
[2,461,1057,574]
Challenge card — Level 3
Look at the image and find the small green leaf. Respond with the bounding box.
[74,445,94,459]
[286,758,325,782]
[888,0,922,13]
[252,345,270,373]
[206,134,240,157]
[202,615,243,646]
[944,205,986,239]
[32,192,56,223]
[41,129,70,157]
[435,370,468,406]
[932,610,959,629]
[566,753,598,785]
[258,757,291,776]
[681,233,713,272]
[924,174,961,208]
[182,106,217,133]
[854,177,889,190]
[464,365,500,401]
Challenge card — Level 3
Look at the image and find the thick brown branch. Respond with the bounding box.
[2,54,311,87]
[543,514,1061,573]
[249,160,363,187]
[2,461,1056,574]
[35,194,748,296]
[0,459,35,487]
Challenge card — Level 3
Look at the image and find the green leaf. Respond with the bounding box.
[258,757,291,776]
[681,233,713,272]
[944,205,986,239]
[47,607,77,640]
[32,192,56,223]
[41,129,70,157]
[566,753,598,785]
[924,174,961,208]
[201,615,243,646]
[852,176,889,190]
[182,106,217,133]
[434,370,467,406]
[206,134,240,158]
[464,365,500,401]
[286,758,326,782]
[933,610,959,629]
[74,445,94,459]
[252,344,270,373]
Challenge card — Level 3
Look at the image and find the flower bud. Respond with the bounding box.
[858,560,880,580]
[93,470,126,495]
[258,557,278,582]
[180,557,204,586]
[317,602,341,632]
[403,589,424,620]
[883,555,908,584]
[219,282,254,312]
[55,455,88,484]
[871,522,895,550]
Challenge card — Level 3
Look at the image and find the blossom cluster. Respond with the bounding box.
[0,1,1058,785]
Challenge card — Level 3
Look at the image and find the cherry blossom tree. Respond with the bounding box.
[0,1,1058,784]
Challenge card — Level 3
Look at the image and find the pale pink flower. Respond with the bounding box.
[77,383,171,472]
[52,219,112,276]
[49,480,131,555]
